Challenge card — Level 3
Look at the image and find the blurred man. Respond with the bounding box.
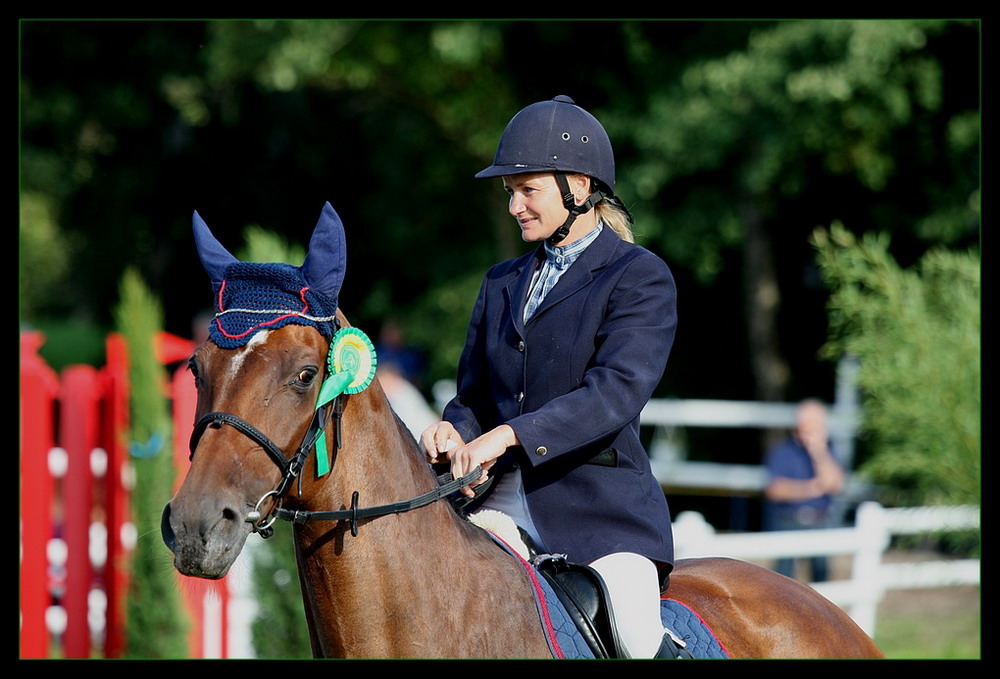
[764,399,845,582]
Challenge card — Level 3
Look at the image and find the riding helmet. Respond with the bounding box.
[475,95,616,196]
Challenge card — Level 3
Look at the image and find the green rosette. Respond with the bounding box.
[328,327,378,394]
[314,327,378,476]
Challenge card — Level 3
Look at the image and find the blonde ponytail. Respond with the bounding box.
[595,199,634,243]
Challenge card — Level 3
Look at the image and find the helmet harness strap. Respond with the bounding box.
[548,173,608,245]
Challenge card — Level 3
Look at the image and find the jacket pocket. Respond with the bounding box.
[585,447,618,467]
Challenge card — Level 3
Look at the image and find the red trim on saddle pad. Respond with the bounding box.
[487,531,566,659]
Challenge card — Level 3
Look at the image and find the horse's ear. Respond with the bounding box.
[301,202,347,300]
[193,210,239,284]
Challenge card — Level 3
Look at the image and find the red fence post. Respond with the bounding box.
[22,329,214,659]
[58,365,102,658]
[20,331,59,658]
[101,333,131,658]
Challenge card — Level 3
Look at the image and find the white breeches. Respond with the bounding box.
[480,470,665,657]
[588,552,665,658]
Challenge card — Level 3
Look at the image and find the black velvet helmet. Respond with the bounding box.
[475,95,616,197]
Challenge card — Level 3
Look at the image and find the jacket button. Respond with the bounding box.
[517,340,525,352]
[535,446,548,456]
[516,391,524,403]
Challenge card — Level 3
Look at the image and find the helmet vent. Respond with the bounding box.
[581,135,590,143]
[561,132,571,141]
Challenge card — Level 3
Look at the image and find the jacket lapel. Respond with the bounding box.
[503,248,544,337]
[526,226,619,325]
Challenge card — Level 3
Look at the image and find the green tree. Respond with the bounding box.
[813,223,979,506]
[21,19,979,471]
[247,524,311,658]
[192,20,523,380]
[115,268,189,657]
[608,19,979,403]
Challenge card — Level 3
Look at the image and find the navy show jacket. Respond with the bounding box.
[442,225,677,576]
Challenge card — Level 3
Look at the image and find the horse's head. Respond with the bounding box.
[161,203,348,579]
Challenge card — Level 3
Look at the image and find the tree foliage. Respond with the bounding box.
[114,268,189,657]
[248,526,311,658]
[21,21,980,481]
[615,20,978,265]
[603,20,979,402]
[813,224,980,506]
[20,20,979,408]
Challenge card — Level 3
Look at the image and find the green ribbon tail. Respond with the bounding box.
[314,371,354,477]
[318,371,353,409]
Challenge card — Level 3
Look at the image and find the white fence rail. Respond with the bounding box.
[672,501,980,636]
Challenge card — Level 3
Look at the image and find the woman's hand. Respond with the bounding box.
[449,425,519,498]
[420,421,465,464]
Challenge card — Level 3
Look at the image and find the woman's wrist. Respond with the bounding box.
[495,424,520,448]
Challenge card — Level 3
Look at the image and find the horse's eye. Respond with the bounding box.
[188,357,201,384]
[295,368,318,386]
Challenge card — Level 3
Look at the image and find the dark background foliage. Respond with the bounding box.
[20,18,980,659]
[21,17,980,491]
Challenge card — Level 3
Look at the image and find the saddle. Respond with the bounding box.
[467,508,689,659]
[453,486,693,659]
[532,549,691,659]
[533,552,626,658]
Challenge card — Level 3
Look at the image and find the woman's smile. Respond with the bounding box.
[504,173,564,242]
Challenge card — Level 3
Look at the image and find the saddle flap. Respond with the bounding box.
[535,556,622,659]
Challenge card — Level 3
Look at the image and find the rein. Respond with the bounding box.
[273,468,483,537]
[189,400,481,539]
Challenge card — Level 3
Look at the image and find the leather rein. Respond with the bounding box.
[188,399,481,539]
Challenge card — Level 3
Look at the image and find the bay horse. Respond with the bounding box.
[161,203,883,659]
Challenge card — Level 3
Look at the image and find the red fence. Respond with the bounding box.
[20,330,233,658]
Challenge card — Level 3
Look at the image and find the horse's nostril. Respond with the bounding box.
[222,506,238,523]
[160,503,176,551]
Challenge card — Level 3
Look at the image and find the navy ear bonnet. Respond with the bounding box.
[193,202,346,349]
[204,262,340,349]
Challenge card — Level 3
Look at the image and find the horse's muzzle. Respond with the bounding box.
[159,498,250,579]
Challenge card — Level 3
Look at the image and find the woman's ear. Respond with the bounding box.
[568,173,593,205]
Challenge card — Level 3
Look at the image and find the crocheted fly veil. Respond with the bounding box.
[192,202,347,348]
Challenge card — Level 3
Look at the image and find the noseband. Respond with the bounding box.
[189,396,481,539]
[189,398,334,537]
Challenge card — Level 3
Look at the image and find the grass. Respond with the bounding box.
[874,586,980,659]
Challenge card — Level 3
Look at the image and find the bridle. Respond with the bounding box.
[188,381,481,539]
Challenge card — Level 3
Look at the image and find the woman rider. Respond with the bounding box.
[420,95,678,658]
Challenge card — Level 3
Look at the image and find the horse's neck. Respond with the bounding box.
[331,384,440,504]
[290,383,549,658]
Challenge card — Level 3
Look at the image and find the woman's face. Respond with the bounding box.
[503,173,588,243]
